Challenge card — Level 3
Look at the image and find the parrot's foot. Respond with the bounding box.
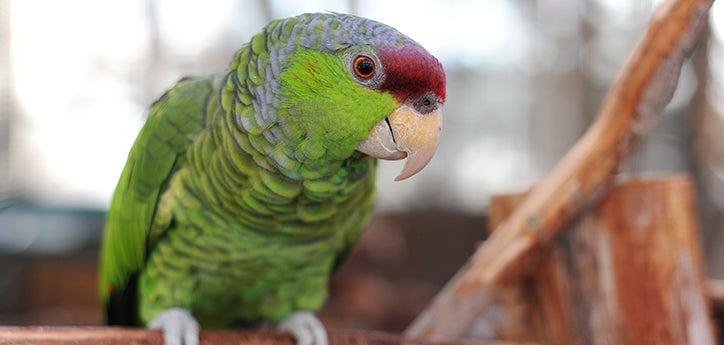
[148,308,200,345]
[278,311,329,345]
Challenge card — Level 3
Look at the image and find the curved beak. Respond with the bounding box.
[357,105,442,181]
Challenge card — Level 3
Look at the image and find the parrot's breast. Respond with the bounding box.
[137,147,377,327]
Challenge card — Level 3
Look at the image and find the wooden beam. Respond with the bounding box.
[405,0,714,339]
[0,328,531,345]
[476,176,715,344]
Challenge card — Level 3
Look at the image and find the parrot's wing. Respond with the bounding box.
[99,75,217,323]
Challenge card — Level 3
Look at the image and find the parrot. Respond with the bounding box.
[99,12,446,345]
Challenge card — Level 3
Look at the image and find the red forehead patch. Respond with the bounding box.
[377,45,446,104]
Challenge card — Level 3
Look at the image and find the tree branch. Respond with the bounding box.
[405,0,714,339]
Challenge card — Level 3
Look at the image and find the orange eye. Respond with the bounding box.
[353,55,375,79]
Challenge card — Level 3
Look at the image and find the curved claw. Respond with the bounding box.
[278,311,329,345]
[148,308,200,345]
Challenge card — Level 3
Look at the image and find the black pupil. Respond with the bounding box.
[357,58,374,76]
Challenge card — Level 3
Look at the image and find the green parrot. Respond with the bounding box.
[99,12,445,345]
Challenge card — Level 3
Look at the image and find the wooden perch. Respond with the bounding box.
[0,328,530,345]
[481,176,714,344]
[405,0,714,339]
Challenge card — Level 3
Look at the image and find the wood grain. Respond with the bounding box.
[478,176,715,344]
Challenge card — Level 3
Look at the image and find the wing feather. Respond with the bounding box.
[99,76,215,313]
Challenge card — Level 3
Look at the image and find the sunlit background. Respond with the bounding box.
[2,0,724,331]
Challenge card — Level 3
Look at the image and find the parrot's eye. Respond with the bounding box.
[353,55,376,79]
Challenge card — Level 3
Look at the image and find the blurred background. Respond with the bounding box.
[1,0,724,332]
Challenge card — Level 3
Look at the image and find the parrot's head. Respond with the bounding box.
[232,13,445,181]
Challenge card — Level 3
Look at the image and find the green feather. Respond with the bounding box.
[99,76,213,301]
[278,48,398,160]
[99,13,404,329]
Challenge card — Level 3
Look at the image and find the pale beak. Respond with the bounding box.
[357,105,442,181]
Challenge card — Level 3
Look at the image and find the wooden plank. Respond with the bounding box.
[405,0,714,339]
[0,327,531,345]
[477,176,714,344]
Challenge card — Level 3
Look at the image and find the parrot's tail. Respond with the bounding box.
[105,273,141,326]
